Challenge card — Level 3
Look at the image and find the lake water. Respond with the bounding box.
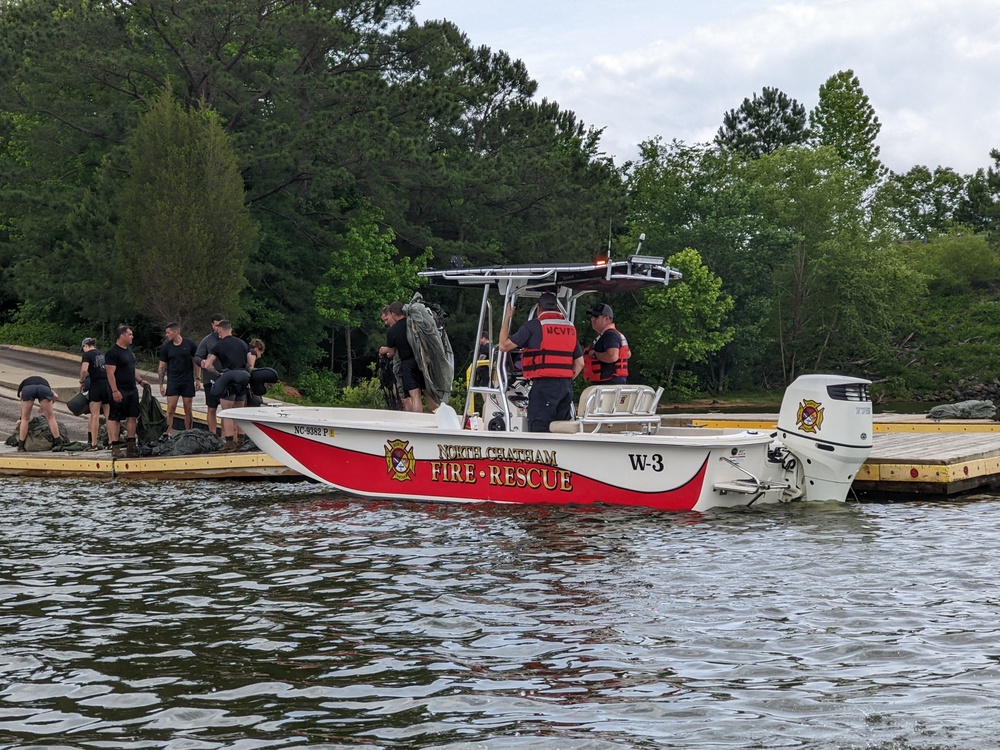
[2,479,1000,749]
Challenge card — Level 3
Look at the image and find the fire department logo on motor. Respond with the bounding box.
[385,439,416,481]
[796,399,824,434]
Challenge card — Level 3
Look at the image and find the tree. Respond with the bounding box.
[810,70,884,185]
[745,145,923,381]
[630,247,733,390]
[959,149,1000,239]
[715,87,810,159]
[624,138,776,391]
[876,165,968,240]
[314,206,430,386]
[116,88,258,329]
[899,231,1000,295]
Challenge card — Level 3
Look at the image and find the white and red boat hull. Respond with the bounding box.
[233,406,792,512]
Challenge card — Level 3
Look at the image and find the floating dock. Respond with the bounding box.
[0,448,301,480]
[676,413,1000,497]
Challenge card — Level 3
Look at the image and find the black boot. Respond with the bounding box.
[16,439,26,452]
[111,441,124,459]
[125,438,139,458]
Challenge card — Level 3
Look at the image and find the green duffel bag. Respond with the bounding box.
[136,384,167,443]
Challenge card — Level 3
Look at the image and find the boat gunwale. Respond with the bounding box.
[232,406,778,448]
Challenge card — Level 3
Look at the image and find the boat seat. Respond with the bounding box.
[549,384,663,434]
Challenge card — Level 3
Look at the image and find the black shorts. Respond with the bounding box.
[109,388,141,421]
[166,380,196,398]
[527,378,574,432]
[211,370,250,403]
[88,380,110,404]
[20,384,54,402]
[399,358,426,393]
[204,379,220,409]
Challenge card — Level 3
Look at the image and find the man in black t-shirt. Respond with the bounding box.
[194,314,224,436]
[158,322,201,434]
[203,320,257,451]
[15,376,65,451]
[79,337,110,449]
[104,324,150,458]
[378,301,436,413]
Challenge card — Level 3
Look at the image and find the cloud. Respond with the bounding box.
[523,0,1000,172]
[413,0,1000,173]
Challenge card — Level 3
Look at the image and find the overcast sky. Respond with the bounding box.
[412,0,999,175]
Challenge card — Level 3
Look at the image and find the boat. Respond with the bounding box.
[231,252,873,511]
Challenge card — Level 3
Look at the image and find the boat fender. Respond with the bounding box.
[211,369,251,399]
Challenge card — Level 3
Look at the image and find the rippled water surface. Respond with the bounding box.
[2,480,1000,748]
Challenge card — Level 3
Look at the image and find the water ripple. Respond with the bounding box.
[2,480,1000,747]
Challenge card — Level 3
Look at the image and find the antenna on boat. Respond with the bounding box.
[607,221,613,261]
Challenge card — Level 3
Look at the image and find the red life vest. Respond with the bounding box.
[521,312,578,380]
[584,327,630,382]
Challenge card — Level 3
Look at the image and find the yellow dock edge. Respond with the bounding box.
[689,418,1000,434]
[0,451,303,480]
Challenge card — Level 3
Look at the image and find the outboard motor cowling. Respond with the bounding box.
[777,375,873,502]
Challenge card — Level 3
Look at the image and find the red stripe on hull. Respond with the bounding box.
[257,424,707,512]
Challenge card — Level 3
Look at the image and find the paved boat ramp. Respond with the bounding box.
[4,345,1000,496]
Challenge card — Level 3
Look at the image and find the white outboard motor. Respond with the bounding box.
[777,375,873,502]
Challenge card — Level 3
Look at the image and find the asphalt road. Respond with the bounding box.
[1,347,83,379]
[0,346,99,442]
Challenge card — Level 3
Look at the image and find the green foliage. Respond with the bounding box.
[0,302,85,349]
[810,70,883,185]
[631,247,734,387]
[899,232,1000,295]
[116,87,258,330]
[315,206,429,328]
[295,370,343,405]
[877,166,968,240]
[883,292,1000,394]
[336,377,386,409]
[744,145,924,380]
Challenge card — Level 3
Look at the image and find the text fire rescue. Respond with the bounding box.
[432,443,572,491]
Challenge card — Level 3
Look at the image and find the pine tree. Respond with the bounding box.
[116,87,258,329]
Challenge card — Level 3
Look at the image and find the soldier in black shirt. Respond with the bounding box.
[194,314,224,436]
[158,322,201,433]
[15,376,65,451]
[104,325,150,458]
[202,320,257,452]
[79,337,110,449]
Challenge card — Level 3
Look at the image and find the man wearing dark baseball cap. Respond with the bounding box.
[499,291,584,431]
[79,336,110,449]
[584,303,630,384]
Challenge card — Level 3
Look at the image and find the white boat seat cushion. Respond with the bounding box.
[549,385,663,434]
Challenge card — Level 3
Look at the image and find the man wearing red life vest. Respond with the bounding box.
[584,303,629,385]
[499,291,584,432]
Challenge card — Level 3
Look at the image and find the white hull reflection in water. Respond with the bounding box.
[3,480,1000,748]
